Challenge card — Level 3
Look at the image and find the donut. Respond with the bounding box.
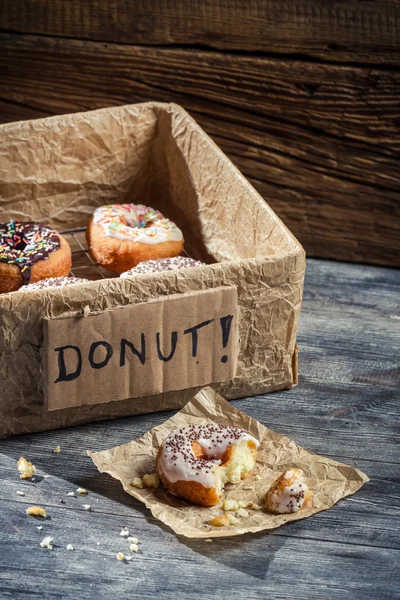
[86,204,184,274]
[156,424,259,507]
[0,220,72,294]
[120,256,206,277]
[264,468,313,514]
[20,276,89,291]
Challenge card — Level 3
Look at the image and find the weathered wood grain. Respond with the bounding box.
[1,495,399,600]
[1,33,399,266]
[0,258,399,599]
[1,0,400,65]
[1,453,398,551]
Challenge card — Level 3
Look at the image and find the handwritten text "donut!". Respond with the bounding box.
[44,287,239,411]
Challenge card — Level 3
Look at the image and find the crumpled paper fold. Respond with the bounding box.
[88,386,369,538]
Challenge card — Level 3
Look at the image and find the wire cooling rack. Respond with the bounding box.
[61,226,194,281]
[60,227,119,281]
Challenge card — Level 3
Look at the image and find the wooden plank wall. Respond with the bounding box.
[1,1,399,267]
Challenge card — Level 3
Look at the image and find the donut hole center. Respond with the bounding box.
[124,214,155,230]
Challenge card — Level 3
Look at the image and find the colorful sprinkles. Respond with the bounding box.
[93,204,183,244]
[0,220,60,285]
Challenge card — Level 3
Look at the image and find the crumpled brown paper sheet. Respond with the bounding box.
[88,386,369,538]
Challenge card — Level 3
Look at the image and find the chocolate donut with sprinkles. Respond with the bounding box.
[86,203,184,274]
[0,220,72,293]
[156,424,259,507]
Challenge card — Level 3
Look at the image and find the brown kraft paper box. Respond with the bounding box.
[0,102,305,437]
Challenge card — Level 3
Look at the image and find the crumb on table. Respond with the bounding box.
[17,457,36,479]
[210,515,230,527]
[26,506,47,518]
[130,477,144,489]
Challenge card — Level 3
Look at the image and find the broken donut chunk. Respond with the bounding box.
[264,468,313,514]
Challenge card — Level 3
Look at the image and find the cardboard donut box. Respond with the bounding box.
[0,102,305,437]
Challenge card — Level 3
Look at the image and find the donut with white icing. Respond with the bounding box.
[156,424,260,507]
[20,276,89,291]
[86,204,184,274]
[264,468,313,514]
[120,256,205,277]
[0,220,72,294]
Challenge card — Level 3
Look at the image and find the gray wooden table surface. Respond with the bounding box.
[1,258,399,600]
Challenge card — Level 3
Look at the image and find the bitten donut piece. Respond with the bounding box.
[264,468,313,514]
[156,424,259,507]
[86,204,184,274]
[20,276,89,291]
[120,256,206,277]
[0,220,72,293]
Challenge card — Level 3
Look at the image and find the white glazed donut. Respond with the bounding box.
[86,204,184,274]
[20,276,89,291]
[156,424,260,507]
[120,256,205,277]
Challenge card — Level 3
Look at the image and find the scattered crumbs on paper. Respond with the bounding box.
[129,477,144,489]
[223,499,239,511]
[226,513,240,525]
[210,515,229,527]
[117,552,132,561]
[255,474,262,481]
[236,508,249,518]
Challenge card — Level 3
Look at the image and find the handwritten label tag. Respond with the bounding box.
[43,287,238,411]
